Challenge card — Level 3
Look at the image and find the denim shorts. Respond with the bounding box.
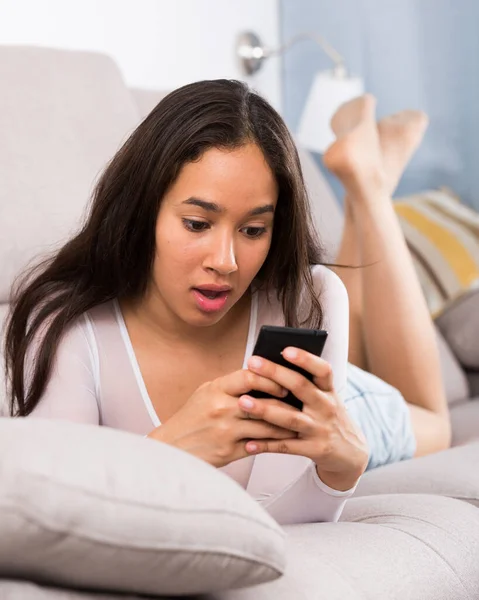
[342,363,417,471]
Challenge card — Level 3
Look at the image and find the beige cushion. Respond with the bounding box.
[0,46,140,302]
[449,400,479,446]
[0,418,285,596]
[468,371,479,397]
[0,581,141,599]
[436,288,479,369]
[6,495,479,600]
[129,87,169,121]
[435,326,470,404]
[295,145,344,262]
[218,494,479,600]
[354,442,479,505]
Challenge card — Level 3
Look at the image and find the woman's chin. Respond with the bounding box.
[188,308,228,327]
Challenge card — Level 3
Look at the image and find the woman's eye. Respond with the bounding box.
[242,226,267,239]
[183,219,209,232]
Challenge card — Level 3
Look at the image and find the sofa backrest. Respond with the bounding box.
[0,46,140,304]
[0,45,141,415]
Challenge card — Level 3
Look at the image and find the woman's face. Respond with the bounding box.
[150,143,278,327]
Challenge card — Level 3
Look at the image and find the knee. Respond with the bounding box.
[412,409,452,457]
[434,404,452,451]
[439,414,452,450]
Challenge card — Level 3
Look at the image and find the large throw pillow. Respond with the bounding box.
[394,187,479,318]
[394,188,479,368]
[0,418,285,596]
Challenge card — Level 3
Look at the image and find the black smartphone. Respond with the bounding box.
[248,325,328,411]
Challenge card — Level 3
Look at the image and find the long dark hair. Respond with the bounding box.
[5,79,324,417]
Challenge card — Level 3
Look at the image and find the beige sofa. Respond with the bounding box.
[1,46,478,600]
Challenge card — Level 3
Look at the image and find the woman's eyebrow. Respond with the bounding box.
[248,204,275,216]
[182,197,221,212]
[182,197,274,216]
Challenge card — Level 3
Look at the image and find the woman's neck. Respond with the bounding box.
[120,287,252,349]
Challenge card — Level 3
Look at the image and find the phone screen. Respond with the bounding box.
[248,325,328,410]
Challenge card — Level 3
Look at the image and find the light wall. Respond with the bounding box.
[0,0,281,110]
[280,0,479,208]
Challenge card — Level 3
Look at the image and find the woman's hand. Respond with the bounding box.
[240,347,369,491]
[145,369,297,468]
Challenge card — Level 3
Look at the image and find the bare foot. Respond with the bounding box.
[323,95,385,199]
[377,110,429,197]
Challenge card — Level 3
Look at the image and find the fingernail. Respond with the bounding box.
[282,347,298,360]
[246,442,259,453]
[239,395,254,409]
[249,356,262,369]
[281,387,288,397]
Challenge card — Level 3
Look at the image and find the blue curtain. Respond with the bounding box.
[281,0,479,208]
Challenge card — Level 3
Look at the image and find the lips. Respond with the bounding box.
[196,289,222,299]
[192,287,231,313]
[194,285,232,293]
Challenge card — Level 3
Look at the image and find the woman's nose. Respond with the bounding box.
[204,233,238,275]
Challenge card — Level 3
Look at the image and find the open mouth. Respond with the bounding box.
[195,289,223,299]
[192,288,230,313]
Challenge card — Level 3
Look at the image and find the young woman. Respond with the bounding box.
[4,80,449,526]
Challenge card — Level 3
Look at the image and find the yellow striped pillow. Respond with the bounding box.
[394,188,479,318]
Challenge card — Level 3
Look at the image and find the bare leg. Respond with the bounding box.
[324,95,450,456]
[333,201,367,368]
[333,106,430,369]
[377,110,430,195]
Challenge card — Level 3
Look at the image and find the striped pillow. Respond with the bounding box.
[394,188,479,318]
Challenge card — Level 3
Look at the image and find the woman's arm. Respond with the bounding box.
[252,459,356,526]
[246,266,358,525]
[27,316,100,424]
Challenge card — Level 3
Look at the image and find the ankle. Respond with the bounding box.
[344,163,389,198]
[345,177,392,214]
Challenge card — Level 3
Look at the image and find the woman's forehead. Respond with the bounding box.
[165,144,278,208]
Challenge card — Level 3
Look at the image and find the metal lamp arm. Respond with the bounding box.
[237,31,347,77]
[265,32,345,72]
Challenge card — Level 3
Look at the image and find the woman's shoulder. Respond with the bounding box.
[309,264,348,305]
[254,265,348,328]
[258,265,347,302]
[53,299,118,358]
[83,299,118,329]
[299,265,348,328]
[310,264,346,291]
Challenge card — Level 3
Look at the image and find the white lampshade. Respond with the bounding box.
[297,70,365,153]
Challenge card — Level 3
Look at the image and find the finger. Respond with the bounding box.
[238,408,260,420]
[282,347,334,392]
[243,438,307,456]
[238,407,263,421]
[227,439,290,464]
[222,369,288,399]
[238,395,316,435]
[238,419,297,441]
[247,355,321,409]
